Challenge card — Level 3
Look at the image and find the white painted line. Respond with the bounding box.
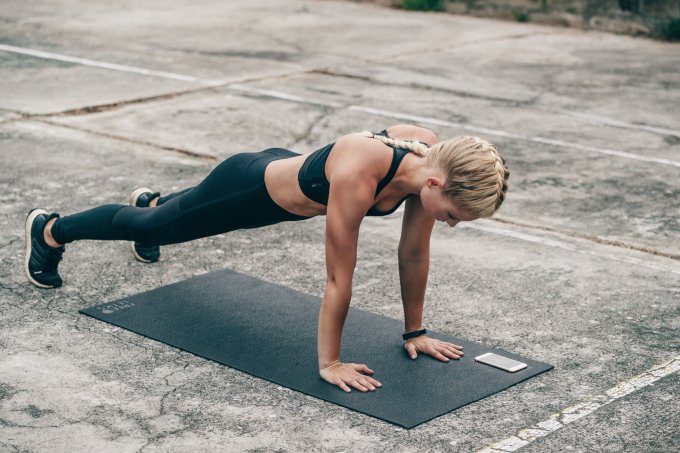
[233,86,680,170]
[530,136,680,168]
[348,106,680,169]
[477,355,680,453]
[228,84,345,108]
[556,109,680,138]
[348,105,526,140]
[459,222,680,276]
[0,44,220,85]
[3,44,678,168]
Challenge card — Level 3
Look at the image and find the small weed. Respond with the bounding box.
[661,17,680,41]
[512,9,530,23]
[399,0,446,12]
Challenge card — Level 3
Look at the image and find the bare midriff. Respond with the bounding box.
[264,153,326,218]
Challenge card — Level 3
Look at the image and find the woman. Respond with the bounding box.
[24,124,509,393]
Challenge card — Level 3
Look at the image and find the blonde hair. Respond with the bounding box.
[358,130,509,218]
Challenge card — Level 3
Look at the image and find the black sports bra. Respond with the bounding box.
[297,129,419,216]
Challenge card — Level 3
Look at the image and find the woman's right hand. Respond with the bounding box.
[319,361,382,392]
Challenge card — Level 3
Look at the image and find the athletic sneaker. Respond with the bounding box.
[129,187,161,263]
[24,209,65,289]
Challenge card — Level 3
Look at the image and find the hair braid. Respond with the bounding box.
[356,130,430,157]
[488,145,509,211]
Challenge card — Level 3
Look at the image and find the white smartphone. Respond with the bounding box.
[475,352,527,373]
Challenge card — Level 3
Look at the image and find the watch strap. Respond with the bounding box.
[402,328,427,341]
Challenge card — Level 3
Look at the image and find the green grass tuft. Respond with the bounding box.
[512,9,530,23]
[661,18,680,41]
[399,0,446,12]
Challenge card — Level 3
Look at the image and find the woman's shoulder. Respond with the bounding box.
[385,124,438,146]
[327,133,392,182]
[338,124,437,143]
[328,124,437,180]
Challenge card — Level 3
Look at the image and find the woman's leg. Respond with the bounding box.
[47,152,302,247]
[44,187,194,248]
[128,186,196,262]
[155,186,194,206]
[26,149,310,288]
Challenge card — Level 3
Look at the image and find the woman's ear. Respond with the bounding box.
[426,175,445,188]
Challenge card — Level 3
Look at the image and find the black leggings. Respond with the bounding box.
[50,148,311,246]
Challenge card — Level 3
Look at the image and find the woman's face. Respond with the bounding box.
[420,175,479,227]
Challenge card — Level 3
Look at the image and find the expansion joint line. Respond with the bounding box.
[477,355,680,452]
[492,216,680,262]
[35,119,219,162]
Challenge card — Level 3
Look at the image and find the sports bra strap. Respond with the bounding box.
[370,129,412,198]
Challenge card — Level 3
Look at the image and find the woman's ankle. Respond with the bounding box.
[44,218,64,249]
[150,196,159,207]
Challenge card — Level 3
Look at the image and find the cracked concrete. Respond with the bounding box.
[47,79,680,255]
[1,0,679,451]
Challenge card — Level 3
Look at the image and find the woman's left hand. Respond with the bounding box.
[404,335,464,361]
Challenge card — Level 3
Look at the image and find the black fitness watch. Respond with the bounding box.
[402,328,427,341]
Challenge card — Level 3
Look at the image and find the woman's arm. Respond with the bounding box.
[318,166,376,370]
[397,197,465,362]
[316,138,394,392]
[399,254,429,332]
[397,196,435,332]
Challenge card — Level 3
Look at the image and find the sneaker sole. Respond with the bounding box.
[129,186,154,207]
[129,242,153,263]
[24,208,55,289]
[129,186,156,263]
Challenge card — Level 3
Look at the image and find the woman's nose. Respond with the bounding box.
[447,219,460,227]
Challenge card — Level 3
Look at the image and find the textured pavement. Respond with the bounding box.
[1,1,679,451]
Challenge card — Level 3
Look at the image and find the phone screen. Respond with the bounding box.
[475,353,527,372]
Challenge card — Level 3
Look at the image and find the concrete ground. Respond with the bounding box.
[1,0,678,451]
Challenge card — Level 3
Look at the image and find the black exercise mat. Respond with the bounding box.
[80,268,553,428]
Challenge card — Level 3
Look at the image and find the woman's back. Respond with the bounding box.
[263,125,436,218]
